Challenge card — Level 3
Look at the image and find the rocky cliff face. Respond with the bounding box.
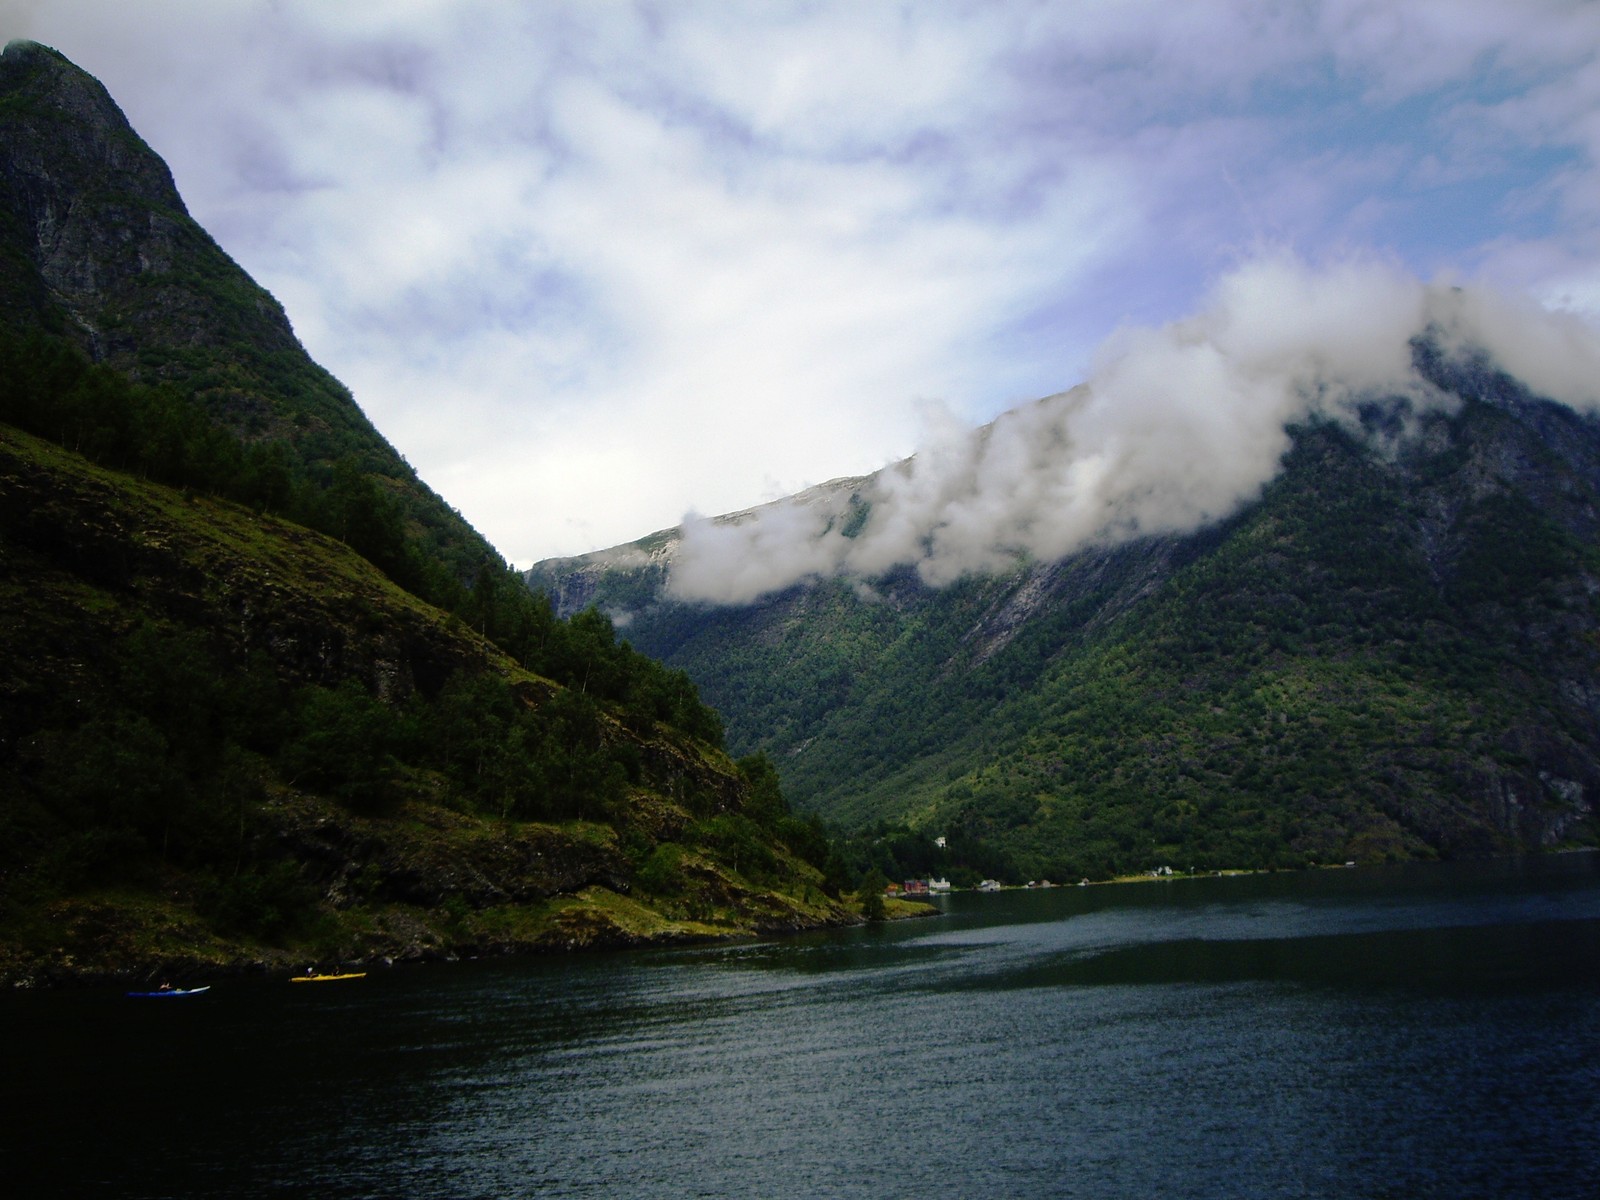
[0,41,493,583]
[0,40,299,372]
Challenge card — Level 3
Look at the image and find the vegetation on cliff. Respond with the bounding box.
[0,422,857,985]
[0,41,871,987]
[531,369,1600,882]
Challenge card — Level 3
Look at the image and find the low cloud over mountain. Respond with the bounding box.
[669,257,1600,604]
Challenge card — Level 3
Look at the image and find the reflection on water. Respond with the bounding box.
[5,855,1599,1198]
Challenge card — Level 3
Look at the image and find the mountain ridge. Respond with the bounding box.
[0,39,495,585]
[528,349,1600,879]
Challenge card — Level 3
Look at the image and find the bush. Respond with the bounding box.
[279,681,401,811]
[634,843,686,895]
[201,861,316,940]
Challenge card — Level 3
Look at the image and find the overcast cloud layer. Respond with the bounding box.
[6,1,1600,567]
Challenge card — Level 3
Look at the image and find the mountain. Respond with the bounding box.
[529,353,1600,883]
[0,42,869,987]
[0,39,492,586]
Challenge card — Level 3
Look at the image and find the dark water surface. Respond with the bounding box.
[6,855,1599,1198]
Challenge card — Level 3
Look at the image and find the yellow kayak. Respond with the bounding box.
[290,972,367,983]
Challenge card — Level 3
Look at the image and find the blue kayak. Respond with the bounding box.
[126,986,211,998]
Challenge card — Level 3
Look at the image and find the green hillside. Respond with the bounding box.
[0,422,854,985]
[0,42,865,986]
[530,364,1600,882]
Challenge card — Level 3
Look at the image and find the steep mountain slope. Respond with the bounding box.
[0,423,852,985]
[0,39,486,581]
[529,358,1600,879]
[0,43,863,986]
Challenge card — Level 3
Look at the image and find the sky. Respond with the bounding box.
[6,1,1600,572]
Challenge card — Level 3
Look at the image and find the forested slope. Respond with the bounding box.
[531,361,1600,881]
[0,42,859,986]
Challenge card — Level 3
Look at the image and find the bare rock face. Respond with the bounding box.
[0,39,185,217]
[0,39,399,487]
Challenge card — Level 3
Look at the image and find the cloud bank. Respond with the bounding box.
[668,256,1600,604]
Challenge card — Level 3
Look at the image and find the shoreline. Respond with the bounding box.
[1,883,948,993]
[913,845,1600,895]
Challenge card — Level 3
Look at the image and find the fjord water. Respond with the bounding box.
[7,856,1599,1199]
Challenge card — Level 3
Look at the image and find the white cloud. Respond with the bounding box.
[670,256,1600,604]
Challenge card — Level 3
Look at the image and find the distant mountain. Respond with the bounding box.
[529,353,1600,881]
[0,42,864,987]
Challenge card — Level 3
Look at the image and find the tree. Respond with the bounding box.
[280,681,400,811]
